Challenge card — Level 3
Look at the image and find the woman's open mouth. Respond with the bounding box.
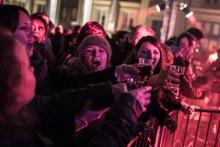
[92,60,101,67]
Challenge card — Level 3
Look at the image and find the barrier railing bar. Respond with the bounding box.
[194,108,220,113]
[143,132,147,147]
[204,113,213,147]
[182,113,190,147]
[193,112,202,147]
[136,108,220,147]
[171,111,179,147]
[141,132,145,147]
[214,122,220,147]
[154,126,163,147]
[138,134,142,147]
[137,138,139,147]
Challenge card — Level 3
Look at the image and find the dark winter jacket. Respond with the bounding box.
[76,93,143,147]
[30,48,54,96]
[51,67,118,92]
[25,82,114,147]
[0,121,50,147]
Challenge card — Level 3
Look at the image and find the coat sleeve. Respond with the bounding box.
[26,82,115,146]
[50,67,118,92]
[29,82,114,124]
[180,74,204,99]
[76,93,143,147]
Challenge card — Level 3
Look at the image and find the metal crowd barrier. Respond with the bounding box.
[156,108,220,147]
[128,108,220,147]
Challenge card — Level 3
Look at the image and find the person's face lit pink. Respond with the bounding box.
[137,42,160,70]
[13,11,35,57]
[14,41,36,109]
[83,45,108,72]
[32,19,46,43]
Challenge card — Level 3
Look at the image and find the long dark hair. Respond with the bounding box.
[135,36,166,74]
[177,32,196,47]
[0,5,30,33]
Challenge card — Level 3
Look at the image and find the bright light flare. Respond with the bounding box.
[156,4,161,12]
[208,52,218,63]
[185,11,194,18]
[179,2,188,10]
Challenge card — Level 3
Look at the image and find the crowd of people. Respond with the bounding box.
[0,4,214,147]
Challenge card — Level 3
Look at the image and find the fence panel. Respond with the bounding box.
[128,108,220,147]
[158,108,220,147]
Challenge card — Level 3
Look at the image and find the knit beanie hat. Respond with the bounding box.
[78,35,112,63]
